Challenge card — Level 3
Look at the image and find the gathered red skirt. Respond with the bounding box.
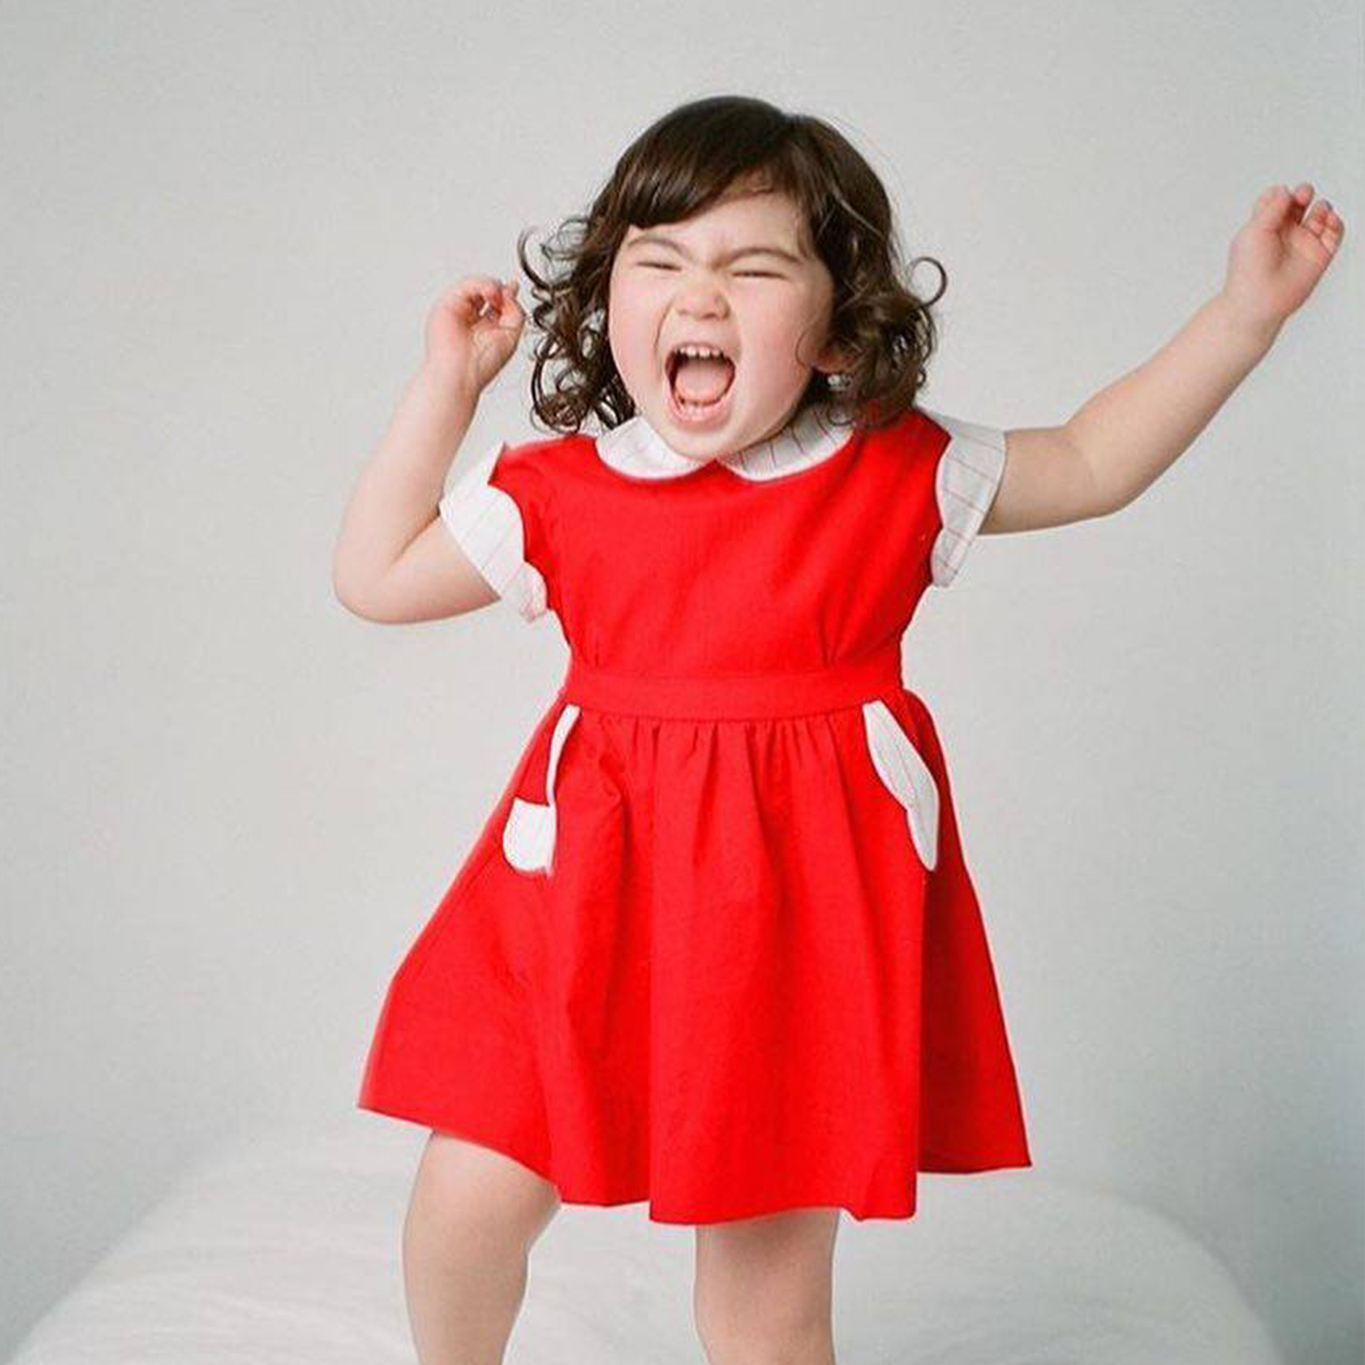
[358,644,1031,1224]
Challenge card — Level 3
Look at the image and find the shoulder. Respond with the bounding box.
[864,404,1005,466]
[493,429,594,481]
[464,430,597,521]
[857,404,972,463]
[438,431,590,623]
[910,406,1008,587]
[913,406,1006,467]
[851,404,1006,587]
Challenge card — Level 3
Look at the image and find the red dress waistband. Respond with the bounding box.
[558,641,905,721]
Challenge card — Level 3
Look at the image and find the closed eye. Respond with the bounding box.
[639,262,782,279]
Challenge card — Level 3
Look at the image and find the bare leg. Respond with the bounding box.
[693,1207,841,1365]
[401,1130,561,1365]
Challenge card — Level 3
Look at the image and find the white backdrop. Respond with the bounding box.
[1,2,1360,1361]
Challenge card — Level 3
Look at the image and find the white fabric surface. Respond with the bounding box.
[918,408,1009,589]
[7,1114,1283,1364]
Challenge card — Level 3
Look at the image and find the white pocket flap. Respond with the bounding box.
[861,699,940,871]
[502,703,580,874]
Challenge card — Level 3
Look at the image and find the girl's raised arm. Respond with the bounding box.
[982,182,1346,535]
[332,277,525,624]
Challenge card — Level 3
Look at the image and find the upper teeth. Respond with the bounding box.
[672,344,728,361]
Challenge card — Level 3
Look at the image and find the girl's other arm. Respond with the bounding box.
[983,182,1346,534]
[332,277,524,623]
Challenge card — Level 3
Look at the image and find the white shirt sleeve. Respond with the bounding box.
[919,409,1008,588]
[437,440,551,622]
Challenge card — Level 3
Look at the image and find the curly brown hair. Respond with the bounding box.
[514,94,946,440]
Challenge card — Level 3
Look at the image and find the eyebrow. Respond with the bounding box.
[624,231,805,266]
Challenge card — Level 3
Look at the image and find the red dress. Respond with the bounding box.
[357,401,1031,1223]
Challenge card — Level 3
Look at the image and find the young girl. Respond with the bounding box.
[334,96,1343,1365]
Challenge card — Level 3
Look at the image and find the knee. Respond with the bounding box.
[405,1129,560,1259]
[692,1208,839,1365]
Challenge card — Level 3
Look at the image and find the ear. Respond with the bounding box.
[812,337,851,376]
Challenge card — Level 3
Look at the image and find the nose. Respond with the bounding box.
[673,273,730,318]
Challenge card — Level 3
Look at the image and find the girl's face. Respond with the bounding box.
[607,187,844,463]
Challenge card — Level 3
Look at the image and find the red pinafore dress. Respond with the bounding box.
[357,401,1031,1224]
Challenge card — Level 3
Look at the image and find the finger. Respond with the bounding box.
[1316,200,1346,251]
[496,279,526,321]
[439,276,506,322]
[1284,197,1347,270]
[1254,184,1293,229]
[441,276,504,305]
[1253,184,1282,219]
[475,278,511,318]
[1323,216,1345,251]
[1301,198,1332,234]
[1286,182,1314,226]
[1299,197,1345,244]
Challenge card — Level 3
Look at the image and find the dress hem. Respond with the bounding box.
[356,1094,1031,1226]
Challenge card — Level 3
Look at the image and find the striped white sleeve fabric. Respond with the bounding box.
[437,440,549,622]
[921,410,1008,588]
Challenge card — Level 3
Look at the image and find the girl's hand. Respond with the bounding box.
[1219,182,1345,342]
[423,275,526,399]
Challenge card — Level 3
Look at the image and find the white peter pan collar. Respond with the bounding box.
[595,402,854,482]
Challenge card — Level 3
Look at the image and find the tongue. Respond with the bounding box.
[673,354,734,404]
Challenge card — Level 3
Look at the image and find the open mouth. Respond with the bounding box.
[665,343,737,422]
